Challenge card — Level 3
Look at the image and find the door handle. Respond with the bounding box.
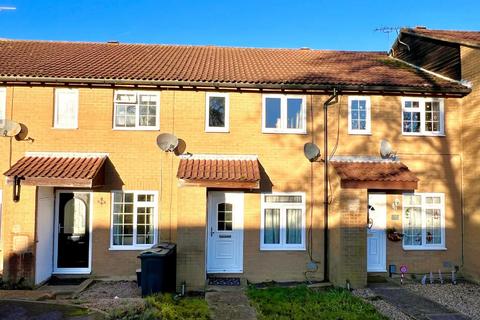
[210,227,214,237]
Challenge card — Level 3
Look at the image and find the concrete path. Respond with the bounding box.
[369,283,470,320]
[205,286,257,320]
[0,300,104,320]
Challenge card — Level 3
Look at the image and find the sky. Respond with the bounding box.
[0,0,478,52]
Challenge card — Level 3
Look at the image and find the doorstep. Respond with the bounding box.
[37,277,94,299]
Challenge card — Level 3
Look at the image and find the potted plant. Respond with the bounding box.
[386,228,404,242]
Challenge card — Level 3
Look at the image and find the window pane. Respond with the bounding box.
[426,209,442,245]
[56,91,78,128]
[209,96,226,128]
[287,98,303,129]
[265,98,281,129]
[403,207,422,246]
[286,209,302,244]
[217,203,233,231]
[265,195,302,203]
[264,209,280,244]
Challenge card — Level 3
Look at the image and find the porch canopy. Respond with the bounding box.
[330,157,418,190]
[4,152,107,188]
[177,154,261,189]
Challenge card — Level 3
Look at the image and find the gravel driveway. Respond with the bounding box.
[404,282,480,320]
[352,288,412,320]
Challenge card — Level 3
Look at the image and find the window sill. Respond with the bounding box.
[112,127,160,131]
[260,246,306,251]
[52,127,79,130]
[402,246,447,251]
[402,133,446,137]
[348,131,372,136]
[205,128,230,133]
[262,130,307,135]
[109,246,154,251]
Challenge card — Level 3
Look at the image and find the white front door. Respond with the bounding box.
[367,193,387,272]
[207,191,244,273]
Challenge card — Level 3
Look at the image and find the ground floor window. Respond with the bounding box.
[110,190,158,250]
[402,193,445,250]
[260,192,306,250]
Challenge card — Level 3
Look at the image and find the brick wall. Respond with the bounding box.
[0,85,465,288]
[460,46,480,283]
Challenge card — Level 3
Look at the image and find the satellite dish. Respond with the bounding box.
[156,133,179,152]
[303,142,321,162]
[380,139,395,159]
[0,119,21,137]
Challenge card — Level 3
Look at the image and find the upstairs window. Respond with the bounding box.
[348,96,371,134]
[402,98,444,136]
[403,193,445,250]
[54,88,79,129]
[0,88,5,127]
[262,95,306,134]
[205,93,229,132]
[261,192,306,250]
[114,91,160,130]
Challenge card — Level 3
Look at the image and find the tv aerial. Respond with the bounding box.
[380,139,396,159]
[303,142,321,162]
[0,119,22,137]
[156,133,179,152]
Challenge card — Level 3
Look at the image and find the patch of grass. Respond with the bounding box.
[108,293,210,320]
[247,285,387,320]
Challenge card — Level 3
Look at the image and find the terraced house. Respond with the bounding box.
[0,27,478,291]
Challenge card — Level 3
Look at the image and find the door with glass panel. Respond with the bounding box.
[54,191,91,273]
[207,192,244,273]
[367,193,387,272]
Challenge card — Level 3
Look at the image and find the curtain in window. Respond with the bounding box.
[56,91,77,128]
[403,207,422,246]
[286,209,302,244]
[264,209,280,244]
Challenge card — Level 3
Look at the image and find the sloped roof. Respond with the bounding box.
[0,39,469,94]
[330,159,418,190]
[4,153,107,187]
[177,155,260,189]
[402,28,480,48]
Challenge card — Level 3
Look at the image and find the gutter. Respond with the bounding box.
[0,76,471,96]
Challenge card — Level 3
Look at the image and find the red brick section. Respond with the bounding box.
[4,155,106,187]
[330,161,419,190]
[177,158,261,189]
[0,40,468,93]
[403,28,480,47]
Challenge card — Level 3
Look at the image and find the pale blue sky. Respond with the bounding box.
[0,0,478,51]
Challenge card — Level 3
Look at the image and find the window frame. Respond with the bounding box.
[113,90,160,131]
[262,94,307,134]
[0,88,5,126]
[348,96,371,135]
[402,192,446,251]
[260,192,306,251]
[54,88,79,129]
[401,97,445,136]
[109,190,159,251]
[205,92,230,133]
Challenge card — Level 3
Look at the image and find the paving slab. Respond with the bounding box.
[369,283,470,320]
[205,286,257,320]
[0,290,54,301]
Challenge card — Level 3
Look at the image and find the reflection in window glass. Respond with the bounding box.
[209,96,226,128]
[287,98,303,129]
[264,208,280,244]
[265,98,281,128]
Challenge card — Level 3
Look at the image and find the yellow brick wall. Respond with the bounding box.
[0,85,465,288]
[460,46,480,283]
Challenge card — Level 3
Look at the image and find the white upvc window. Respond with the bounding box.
[262,94,307,134]
[402,97,444,136]
[54,88,79,129]
[113,91,160,130]
[0,88,5,127]
[110,191,158,250]
[260,192,306,250]
[205,93,229,132]
[402,193,446,250]
[348,96,371,134]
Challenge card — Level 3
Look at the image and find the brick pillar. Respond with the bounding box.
[329,186,367,288]
[176,186,207,291]
[2,185,37,286]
